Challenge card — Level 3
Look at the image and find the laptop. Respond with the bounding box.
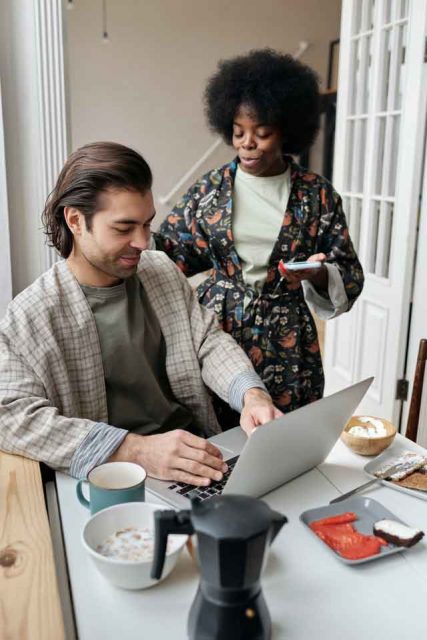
[146,377,373,508]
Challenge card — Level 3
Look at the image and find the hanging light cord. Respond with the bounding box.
[102,0,109,40]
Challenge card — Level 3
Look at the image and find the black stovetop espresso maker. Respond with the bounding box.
[151,494,287,640]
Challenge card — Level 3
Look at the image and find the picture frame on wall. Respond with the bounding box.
[300,38,339,181]
[327,38,340,91]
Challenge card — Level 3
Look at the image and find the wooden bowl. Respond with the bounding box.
[340,416,397,456]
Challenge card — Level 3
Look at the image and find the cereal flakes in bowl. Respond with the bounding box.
[82,501,187,590]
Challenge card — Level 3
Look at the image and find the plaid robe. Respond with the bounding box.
[0,252,254,472]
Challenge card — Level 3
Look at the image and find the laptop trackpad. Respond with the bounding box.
[216,445,237,461]
[209,426,247,459]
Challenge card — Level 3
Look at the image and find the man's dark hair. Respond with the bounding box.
[42,141,153,258]
[204,48,320,154]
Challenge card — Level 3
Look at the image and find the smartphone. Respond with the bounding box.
[282,261,322,271]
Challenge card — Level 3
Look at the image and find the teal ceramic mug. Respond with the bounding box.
[76,462,146,514]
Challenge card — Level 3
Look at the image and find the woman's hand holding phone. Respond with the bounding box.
[279,253,328,289]
[282,260,322,271]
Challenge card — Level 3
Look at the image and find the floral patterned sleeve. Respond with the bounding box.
[153,179,214,277]
[315,187,364,311]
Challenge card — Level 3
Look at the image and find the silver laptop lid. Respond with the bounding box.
[223,377,373,498]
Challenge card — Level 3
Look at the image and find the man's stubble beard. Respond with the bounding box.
[86,252,137,282]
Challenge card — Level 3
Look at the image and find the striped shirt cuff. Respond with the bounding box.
[228,371,268,412]
[69,423,128,479]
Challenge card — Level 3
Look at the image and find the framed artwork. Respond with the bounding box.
[299,38,340,180]
[299,92,337,181]
[327,39,340,91]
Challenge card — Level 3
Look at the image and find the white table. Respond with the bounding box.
[55,435,427,639]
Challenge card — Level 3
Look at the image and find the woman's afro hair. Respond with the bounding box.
[204,48,321,154]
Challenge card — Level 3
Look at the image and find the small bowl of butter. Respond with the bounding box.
[341,416,397,456]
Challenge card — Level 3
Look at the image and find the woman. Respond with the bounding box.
[154,49,364,421]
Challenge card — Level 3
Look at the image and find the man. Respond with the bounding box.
[0,142,281,484]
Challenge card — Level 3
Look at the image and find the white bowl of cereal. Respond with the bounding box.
[82,501,187,590]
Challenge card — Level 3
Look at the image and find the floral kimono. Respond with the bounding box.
[154,158,364,414]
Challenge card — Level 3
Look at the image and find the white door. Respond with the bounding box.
[0,79,12,319]
[324,0,427,424]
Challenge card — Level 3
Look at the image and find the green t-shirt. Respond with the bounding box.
[81,275,193,435]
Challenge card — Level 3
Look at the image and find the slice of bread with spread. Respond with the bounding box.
[373,519,424,547]
[393,469,427,492]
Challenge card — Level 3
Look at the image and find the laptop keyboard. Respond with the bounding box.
[167,455,239,503]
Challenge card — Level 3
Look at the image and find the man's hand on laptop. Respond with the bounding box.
[108,430,228,486]
[240,388,283,436]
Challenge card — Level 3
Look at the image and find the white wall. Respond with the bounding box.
[0,80,12,319]
[66,0,341,223]
[0,0,341,296]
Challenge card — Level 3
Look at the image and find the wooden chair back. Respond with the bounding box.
[405,338,427,442]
